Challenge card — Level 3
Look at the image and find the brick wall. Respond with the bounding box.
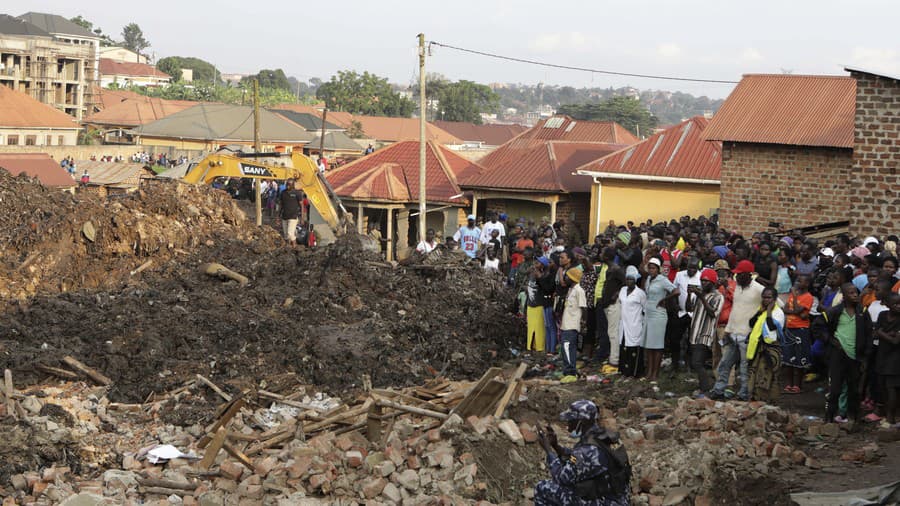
[849,71,900,236]
[718,142,852,234]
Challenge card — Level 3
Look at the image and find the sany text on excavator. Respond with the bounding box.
[182,150,352,238]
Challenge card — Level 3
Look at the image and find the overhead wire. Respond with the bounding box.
[426,41,739,85]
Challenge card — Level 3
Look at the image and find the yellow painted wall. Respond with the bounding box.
[589,180,720,236]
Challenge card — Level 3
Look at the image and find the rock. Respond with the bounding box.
[662,487,691,505]
[219,461,244,481]
[466,416,493,435]
[255,456,278,477]
[102,470,138,493]
[518,423,538,443]
[345,450,364,468]
[804,456,821,469]
[382,482,402,503]
[307,474,330,491]
[771,443,792,461]
[820,423,840,437]
[361,477,387,499]
[197,491,226,506]
[375,461,396,478]
[396,469,420,491]
[497,419,524,445]
[425,429,441,442]
[58,493,107,506]
[20,396,43,414]
[441,413,463,430]
[791,450,807,465]
[10,474,27,491]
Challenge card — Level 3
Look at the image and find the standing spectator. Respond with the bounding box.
[820,283,870,423]
[875,293,900,427]
[746,286,786,402]
[714,259,736,369]
[560,268,587,384]
[688,269,724,395]
[795,243,819,276]
[671,258,701,370]
[416,228,438,255]
[598,247,626,374]
[619,265,646,377]
[453,215,481,259]
[483,248,500,273]
[642,258,679,382]
[538,256,559,356]
[710,260,764,401]
[775,248,796,304]
[278,180,303,247]
[79,170,90,187]
[365,144,375,155]
[782,274,814,393]
[576,248,598,361]
[525,257,547,352]
[753,242,778,288]
[480,212,506,246]
[863,279,893,421]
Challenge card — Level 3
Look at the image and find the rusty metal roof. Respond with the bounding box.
[702,74,856,148]
[576,116,721,182]
[0,153,75,187]
[325,141,482,204]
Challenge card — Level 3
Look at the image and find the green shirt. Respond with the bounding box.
[594,263,608,304]
[835,310,857,359]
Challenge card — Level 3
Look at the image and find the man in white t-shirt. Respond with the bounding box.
[480,212,506,245]
[416,228,438,255]
[671,257,701,369]
[560,268,587,383]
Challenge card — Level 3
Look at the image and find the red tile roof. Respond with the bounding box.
[461,139,627,193]
[575,116,721,182]
[99,58,170,79]
[0,85,78,129]
[352,115,462,144]
[702,74,856,149]
[325,141,483,204]
[92,87,145,110]
[455,116,637,193]
[84,97,197,127]
[432,121,527,146]
[0,153,74,187]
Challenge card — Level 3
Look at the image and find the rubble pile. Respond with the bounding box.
[0,170,274,300]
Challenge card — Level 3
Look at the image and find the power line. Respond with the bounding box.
[427,41,739,85]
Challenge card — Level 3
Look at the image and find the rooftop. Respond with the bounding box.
[326,140,483,204]
[351,115,462,144]
[0,153,74,187]
[432,121,527,146]
[99,59,170,79]
[272,109,343,131]
[18,12,99,39]
[0,14,50,37]
[131,103,316,143]
[702,74,856,149]
[84,97,197,127]
[0,85,79,129]
[575,116,721,182]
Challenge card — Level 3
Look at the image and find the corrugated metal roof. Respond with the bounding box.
[17,12,98,38]
[702,74,856,148]
[272,110,343,131]
[131,103,315,143]
[432,121,527,146]
[523,115,639,144]
[0,14,50,36]
[303,131,364,152]
[99,58,170,79]
[0,153,75,187]
[84,97,197,127]
[71,161,150,186]
[0,85,79,129]
[272,104,356,128]
[325,141,482,204]
[576,116,721,181]
[460,140,625,192]
[352,115,462,144]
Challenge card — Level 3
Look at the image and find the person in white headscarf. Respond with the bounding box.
[619,265,647,377]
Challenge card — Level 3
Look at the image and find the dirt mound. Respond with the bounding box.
[0,173,520,402]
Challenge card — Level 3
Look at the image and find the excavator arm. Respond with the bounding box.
[182,152,346,232]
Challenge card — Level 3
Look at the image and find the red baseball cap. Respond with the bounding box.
[732,260,755,274]
[700,268,718,283]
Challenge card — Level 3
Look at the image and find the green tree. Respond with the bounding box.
[345,120,365,139]
[242,69,291,91]
[121,23,150,55]
[558,97,658,137]
[155,56,219,83]
[156,59,181,81]
[316,70,414,117]
[436,80,499,124]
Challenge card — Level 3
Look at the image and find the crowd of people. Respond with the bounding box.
[442,212,900,429]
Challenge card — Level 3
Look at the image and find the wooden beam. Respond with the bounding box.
[62,356,112,386]
[199,427,226,470]
[493,362,528,418]
[451,367,502,417]
[375,399,448,420]
[199,397,245,448]
[196,374,232,402]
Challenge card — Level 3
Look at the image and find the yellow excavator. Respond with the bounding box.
[182,150,351,238]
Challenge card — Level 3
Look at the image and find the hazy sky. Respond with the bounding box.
[17,0,900,98]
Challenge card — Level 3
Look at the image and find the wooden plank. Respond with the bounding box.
[143,487,193,497]
[366,404,384,443]
[62,356,112,386]
[303,398,373,433]
[35,364,79,380]
[136,478,197,491]
[199,427,226,470]
[493,362,529,418]
[199,397,245,448]
[246,431,294,456]
[456,379,506,418]
[451,367,502,417]
[370,389,448,413]
[222,442,254,469]
[3,369,13,399]
[258,390,328,413]
[375,399,448,420]
[196,374,232,402]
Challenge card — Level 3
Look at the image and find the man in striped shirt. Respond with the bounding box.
[689,268,724,395]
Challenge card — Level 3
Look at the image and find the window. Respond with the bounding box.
[25,135,37,146]
[46,135,52,146]
[6,135,18,145]
[58,135,64,145]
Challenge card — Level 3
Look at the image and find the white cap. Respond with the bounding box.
[820,247,835,258]
[863,236,879,247]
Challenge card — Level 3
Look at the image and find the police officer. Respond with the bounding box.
[534,400,631,506]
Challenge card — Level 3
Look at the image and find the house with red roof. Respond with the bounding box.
[0,85,80,146]
[702,74,856,234]
[99,58,171,88]
[0,153,75,189]
[575,116,721,238]
[458,115,636,239]
[325,140,483,260]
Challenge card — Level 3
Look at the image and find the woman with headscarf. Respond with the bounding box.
[746,286,785,402]
[642,257,679,381]
[619,265,647,377]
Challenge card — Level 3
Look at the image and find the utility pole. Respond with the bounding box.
[253,78,262,227]
[417,33,427,242]
[319,107,328,156]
